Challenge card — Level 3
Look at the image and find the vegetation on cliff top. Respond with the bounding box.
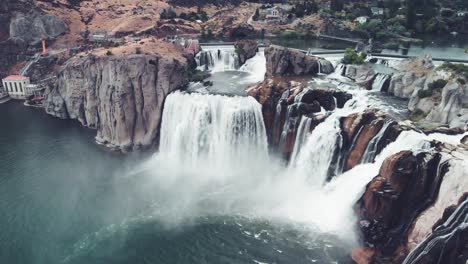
[342,49,367,65]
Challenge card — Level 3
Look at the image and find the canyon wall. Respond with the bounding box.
[44,40,192,152]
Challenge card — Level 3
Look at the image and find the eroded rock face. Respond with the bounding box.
[425,81,468,128]
[247,78,353,159]
[388,56,434,98]
[339,110,402,172]
[10,12,68,45]
[44,42,191,152]
[265,46,325,77]
[343,65,375,89]
[404,195,468,264]
[234,39,258,66]
[354,149,458,263]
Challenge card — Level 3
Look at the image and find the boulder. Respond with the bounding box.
[299,89,336,111]
[265,45,328,77]
[343,65,375,89]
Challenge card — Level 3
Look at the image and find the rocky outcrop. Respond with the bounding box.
[355,150,446,263]
[343,65,375,90]
[354,143,468,264]
[44,40,191,152]
[388,56,434,98]
[338,110,403,173]
[247,78,353,158]
[9,11,68,45]
[234,40,258,66]
[403,195,468,264]
[265,45,330,77]
[425,81,468,128]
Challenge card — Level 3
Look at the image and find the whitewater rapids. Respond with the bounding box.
[133,89,466,245]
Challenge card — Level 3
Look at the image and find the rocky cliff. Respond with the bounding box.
[265,45,333,77]
[353,140,468,264]
[9,11,68,45]
[247,78,352,158]
[388,56,434,98]
[44,39,192,152]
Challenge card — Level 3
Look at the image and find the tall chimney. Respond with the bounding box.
[42,39,47,56]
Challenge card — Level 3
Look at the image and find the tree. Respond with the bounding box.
[253,8,260,21]
[405,0,417,28]
[330,0,343,12]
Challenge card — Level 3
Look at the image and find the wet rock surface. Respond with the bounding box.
[353,144,468,264]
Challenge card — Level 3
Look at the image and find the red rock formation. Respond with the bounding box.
[340,110,399,172]
[355,150,448,263]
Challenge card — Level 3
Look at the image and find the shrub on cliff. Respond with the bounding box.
[438,62,468,79]
[342,49,366,64]
[428,79,447,91]
[417,79,448,98]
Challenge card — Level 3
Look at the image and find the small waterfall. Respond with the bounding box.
[159,91,268,168]
[318,59,335,75]
[360,120,394,164]
[238,49,266,84]
[289,116,313,164]
[371,73,391,91]
[288,114,343,185]
[196,47,240,72]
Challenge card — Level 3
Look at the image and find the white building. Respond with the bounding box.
[371,7,384,16]
[355,16,369,24]
[2,75,30,99]
[457,11,467,17]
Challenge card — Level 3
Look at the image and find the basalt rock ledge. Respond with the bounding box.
[44,40,192,152]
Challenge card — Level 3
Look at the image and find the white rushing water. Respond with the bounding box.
[371,73,391,91]
[159,91,268,169]
[136,47,466,246]
[196,47,239,72]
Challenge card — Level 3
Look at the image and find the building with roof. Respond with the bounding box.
[2,75,30,99]
[355,16,369,24]
[371,7,384,16]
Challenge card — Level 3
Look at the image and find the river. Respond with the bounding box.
[0,97,352,262]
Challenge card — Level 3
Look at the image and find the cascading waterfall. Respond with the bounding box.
[289,116,313,164]
[371,73,391,91]
[360,119,394,164]
[238,48,266,84]
[196,47,240,72]
[159,91,268,168]
[288,114,343,185]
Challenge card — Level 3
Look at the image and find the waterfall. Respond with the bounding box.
[360,120,394,164]
[238,49,266,84]
[371,73,391,91]
[196,47,240,72]
[159,91,268,168]
[288,114,343,185]
[289,116,313,164]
